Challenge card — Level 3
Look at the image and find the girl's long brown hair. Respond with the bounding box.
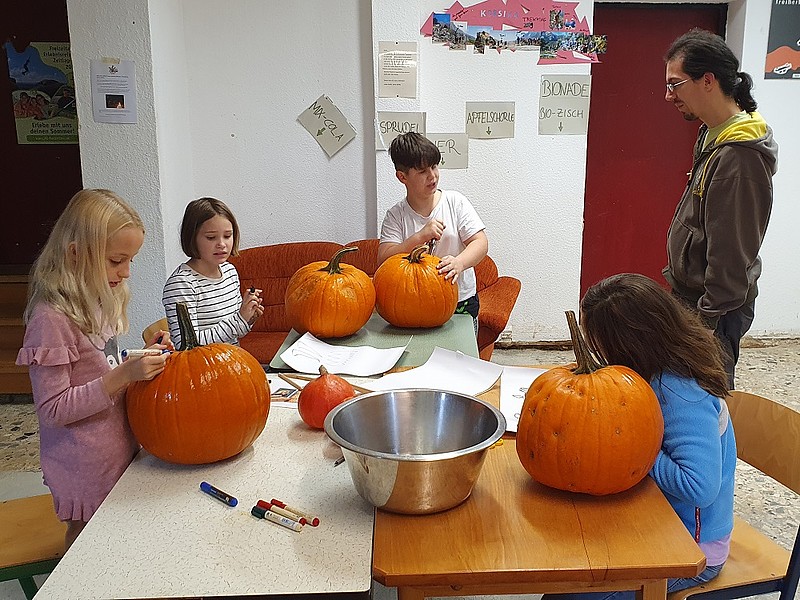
[580,273,729,398]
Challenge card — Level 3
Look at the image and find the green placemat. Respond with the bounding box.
[269,313,478,371]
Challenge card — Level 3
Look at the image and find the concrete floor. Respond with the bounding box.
[2,340,799,600]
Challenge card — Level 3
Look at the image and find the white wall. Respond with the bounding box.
[729,0,800,337]
[373,0,591,341]
[179,0,378,252]
[66,0,800,344]
[67,0,168,350]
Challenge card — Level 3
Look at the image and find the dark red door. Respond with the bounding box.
[580,4,726,296]
[1,0,82,273]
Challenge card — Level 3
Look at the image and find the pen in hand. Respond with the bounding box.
[121,348,171,360]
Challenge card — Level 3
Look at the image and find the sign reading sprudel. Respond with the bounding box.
[298,94,357,158]
[376,111,426,150]
[538,74,591,135]
[465,102,515,139]
[427,133,469,169]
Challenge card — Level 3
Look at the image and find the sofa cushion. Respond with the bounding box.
[231,241,343,333]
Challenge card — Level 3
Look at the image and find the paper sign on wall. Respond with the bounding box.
[378,41,418,98]
[90,58,138,124]
[297,94,357,158]
[376,111,426,150]
[538,74,591,135]
[427,133,468,169]
[465,102,515,139]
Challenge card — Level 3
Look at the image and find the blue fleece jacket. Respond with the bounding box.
[649,372,736,543]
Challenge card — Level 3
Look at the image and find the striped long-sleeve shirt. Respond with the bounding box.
[162,262,251,349]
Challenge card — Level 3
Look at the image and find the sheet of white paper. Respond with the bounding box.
[499,365,549,433]
[364,347,503,396]
[279,333,409,376]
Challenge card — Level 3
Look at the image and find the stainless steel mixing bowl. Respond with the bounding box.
[324,389,506,514]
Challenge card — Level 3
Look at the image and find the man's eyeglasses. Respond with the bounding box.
[666,78,691,93]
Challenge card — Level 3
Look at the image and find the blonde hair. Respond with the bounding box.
[25,189,145,336]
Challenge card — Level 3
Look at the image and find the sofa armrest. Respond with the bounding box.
[477,276,521,356]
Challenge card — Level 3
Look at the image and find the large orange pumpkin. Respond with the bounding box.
[373,245,458,328]
[285,246,376,338]
[127,303,270,465]
[515,311,664,495]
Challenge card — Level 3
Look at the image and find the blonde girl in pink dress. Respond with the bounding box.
[16,189,172,550]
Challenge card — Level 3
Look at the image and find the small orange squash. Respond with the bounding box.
[297,365,355,429]
[515,310,664,495]
[373,245,458,328]
[285,247,376,338]
[127,303,270,465]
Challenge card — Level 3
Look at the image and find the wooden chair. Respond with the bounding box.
[0,494,66,600]
[668,391,800,600]
[142,317,168,344]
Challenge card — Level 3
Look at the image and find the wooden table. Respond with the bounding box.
[372,383,706,600]
[33,407,374,599]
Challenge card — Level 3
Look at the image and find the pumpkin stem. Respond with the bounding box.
[406,245,429,263]
[320,247,358,275]
[319,365,329,376]
[176,302,199,351]
[566,310,603,374]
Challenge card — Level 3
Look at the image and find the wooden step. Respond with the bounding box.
[0,277,28,319]
[0,317,25,352]
[0,349,30,394]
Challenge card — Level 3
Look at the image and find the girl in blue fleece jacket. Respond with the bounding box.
[547,273,736,600]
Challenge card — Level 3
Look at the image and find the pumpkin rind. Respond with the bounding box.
[515,311,664,495]
[297,365,355,429]
[127,303,270,465]
[373,245,458,328]
[285,247,376,338]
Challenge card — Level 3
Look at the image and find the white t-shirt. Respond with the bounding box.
[380,189,485,301]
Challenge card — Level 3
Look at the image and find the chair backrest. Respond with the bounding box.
[728,390,800,600]
[142,318,168,344]
[727,391,800,494]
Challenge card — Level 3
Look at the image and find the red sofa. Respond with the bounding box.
[229,239,521,364]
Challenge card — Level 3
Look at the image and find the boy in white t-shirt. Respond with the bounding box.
[378,132,488,331]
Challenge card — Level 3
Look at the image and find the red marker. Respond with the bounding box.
[255,500,306,525]
[270,498,320,527]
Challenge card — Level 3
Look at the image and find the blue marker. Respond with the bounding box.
[200,481,238,507]
[121,348,170,360]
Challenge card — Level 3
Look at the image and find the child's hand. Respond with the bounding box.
[146,329,175,352]
[240,287,264,325]
[437,254,465,283]
[125,354,169,382]
[420,219,445,244]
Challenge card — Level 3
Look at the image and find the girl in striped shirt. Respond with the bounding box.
[162,197,263,349]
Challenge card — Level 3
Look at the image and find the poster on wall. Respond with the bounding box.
[378,41,418,98]
[421,0,606,64]
[764,0,800,79]
[90,58,138,124]
[4,41,78,144]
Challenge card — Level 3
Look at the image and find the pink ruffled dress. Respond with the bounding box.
[16,303,139,522]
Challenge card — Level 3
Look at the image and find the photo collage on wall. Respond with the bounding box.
[422,0,606,64]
